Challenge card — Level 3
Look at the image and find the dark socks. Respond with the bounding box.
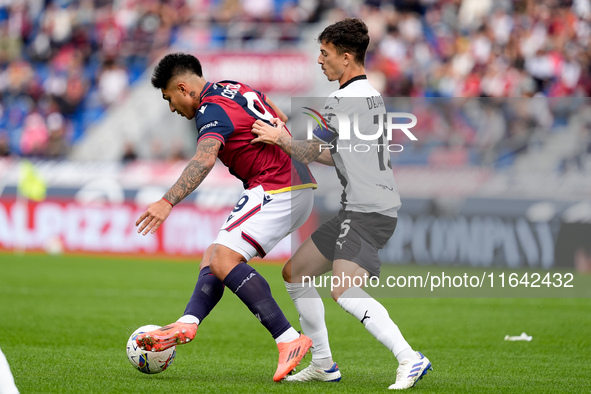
[183,266,225,323]
[223,263,291,339]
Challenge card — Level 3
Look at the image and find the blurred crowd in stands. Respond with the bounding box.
[0,0,190,159]
[0,0,590,162]
[363,0,591,98]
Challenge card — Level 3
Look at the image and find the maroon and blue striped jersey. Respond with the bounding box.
[195,80,316,193]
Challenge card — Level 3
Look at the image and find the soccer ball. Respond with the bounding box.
[126,325,176,374]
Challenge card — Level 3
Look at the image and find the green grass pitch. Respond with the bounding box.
[1,253,590,393]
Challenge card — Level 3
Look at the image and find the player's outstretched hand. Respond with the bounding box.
[251,118,286,145]
[136,199,173,235]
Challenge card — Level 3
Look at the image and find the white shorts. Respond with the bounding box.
[214,185,314,261]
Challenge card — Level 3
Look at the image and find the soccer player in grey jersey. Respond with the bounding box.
[316,76,401,217]
[251,18,431,390]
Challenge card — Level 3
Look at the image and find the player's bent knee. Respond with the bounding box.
[199,245,215,270]
[209,244,247,280]
[209,259,238,281]
[281,259,292,282]
[208,260,221,278]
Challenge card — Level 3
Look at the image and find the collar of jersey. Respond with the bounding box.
[200,81,213,99]
[339,74,367,90]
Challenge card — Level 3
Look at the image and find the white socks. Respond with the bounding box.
[337,286,418,362]
[274,327,300,344]
[177,314,200,325]
[285,281,333,367]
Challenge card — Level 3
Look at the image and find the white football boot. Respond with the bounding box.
[285,361,341,382]
[388,352,432,390]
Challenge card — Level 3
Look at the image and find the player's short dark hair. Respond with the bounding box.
[318,18,369,66]
[151,53,203,89]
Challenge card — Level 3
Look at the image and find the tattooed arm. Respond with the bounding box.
[315,149,334,166]
[136,138,222,235]
[162,138,220,204]
[251,119,333,166]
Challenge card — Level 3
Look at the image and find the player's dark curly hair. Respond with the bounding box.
[151,53,203,89]
[318,18,369,66]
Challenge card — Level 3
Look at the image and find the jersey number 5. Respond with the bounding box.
[339,219,351,238]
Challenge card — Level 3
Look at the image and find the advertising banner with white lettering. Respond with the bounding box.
[0,199,301,259]
[0,160,311,259]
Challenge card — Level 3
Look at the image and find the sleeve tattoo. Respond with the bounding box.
[275,132,323,165]
[163,138,221,205]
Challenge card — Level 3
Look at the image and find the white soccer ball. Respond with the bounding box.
[126,325,176,374]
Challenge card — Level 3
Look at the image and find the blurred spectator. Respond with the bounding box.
[42,2,74,47]
[61,69,89,114]
[0,133,10,157]
[94,13,126,61]
[45,110,70,159]
[3,59,35,96]
[242,0,274,22]
[20,111,48,157]
[0,21,22,63]
[121,141,138,163]
[97,59,129,107]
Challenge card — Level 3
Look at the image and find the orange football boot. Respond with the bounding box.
[273,334,313,382]
[135,322,198,352]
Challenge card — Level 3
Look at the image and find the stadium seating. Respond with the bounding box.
[0,0,589,171]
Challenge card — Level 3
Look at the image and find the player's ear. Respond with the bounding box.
[177,82,187,95]
[343,52,352,66]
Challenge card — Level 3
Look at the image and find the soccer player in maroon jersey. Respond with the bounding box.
[134,53,316,382]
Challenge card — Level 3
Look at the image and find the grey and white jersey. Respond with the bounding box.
[316,76,401,217]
